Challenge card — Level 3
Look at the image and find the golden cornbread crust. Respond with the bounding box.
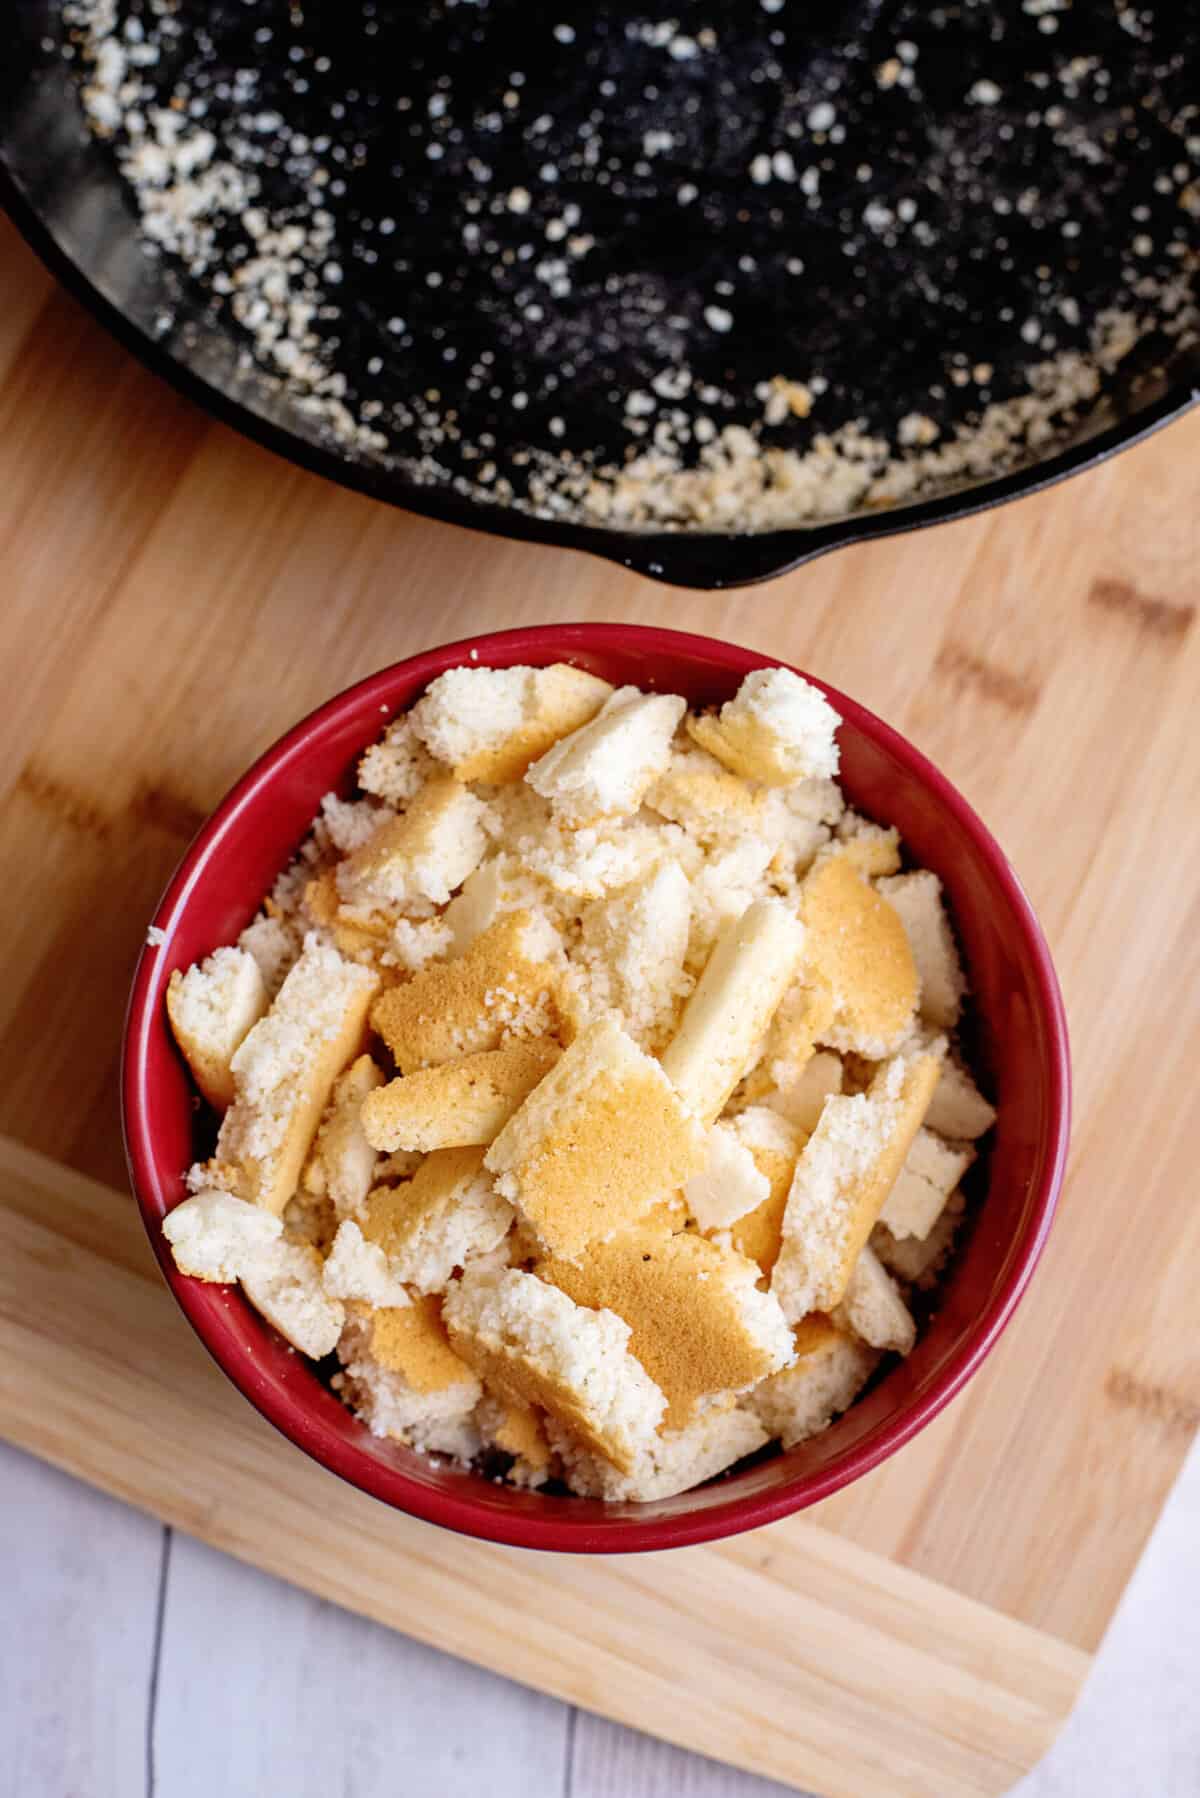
[800,856,918,1055]
[361,1039,560,1151]
[369,1295,474,1393]
[164,659,991,1501]
[539,1226,787,1426]
[370,911,560,1072]
[485,1016,706,1259]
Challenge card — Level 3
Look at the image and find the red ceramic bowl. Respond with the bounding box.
[123,624,1069,1553]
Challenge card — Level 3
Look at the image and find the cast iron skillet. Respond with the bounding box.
[3,2,1197,590]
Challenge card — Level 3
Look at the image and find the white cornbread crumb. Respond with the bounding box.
[166,945,268,1111]
[527,687,686,823]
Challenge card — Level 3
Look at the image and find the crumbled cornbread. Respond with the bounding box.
[162,658,993,1501]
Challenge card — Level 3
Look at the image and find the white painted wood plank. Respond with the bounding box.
[1017,1437,1200,1798]
[0,1442,163,1798]
[570,1713,805,1797]
[152,1531,570,1798]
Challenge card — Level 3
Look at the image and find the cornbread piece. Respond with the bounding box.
[475,1394,555,1488]
[302,1054,384,1220]
[241,1240,345,1358]
[361,1040,561,1153]
[573,860,692,1047]
[872,1191,966,1288]
[485,1014,706,1258]
[750,1319,880,1448]
[685,1123,770,1232]
[687,667,840,787]
[301,867,340,928]
[924,1054,997,1141]
[551,1405,769,1503]
[237,913,301,996]
[833,815,903,878]
[318,794,393,856]
[526,687,686,825]
[356,714,440,807]
[661,900,807,1125]
[442,1265,666,1474]
[771,1046,943,1322]
[765,1049,845,1134]
[162,1188,283,1282]
[410,663,613,783]
[207,939,378,1216]
[738,978,834,1107]
[166,946,269,1111]
[725,1108,807,1279]
[371,910,561,1074]
[538,1226,793,1426]
[443,854,557,953]
[337,777,490,912]
[834,1245,917,1354]
[336,1299,483,1457]
[878,871,968,1029]
[322,1220,412,1307]
[646,745,769,837]
[880,1128,975,1240]
[800,856,918,1057]
[520,816,692,903]
[359,1147,514,1294]
[686,836,776,964]
[383,915,455,973]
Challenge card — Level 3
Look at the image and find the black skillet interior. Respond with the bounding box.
[3,1,1197,589]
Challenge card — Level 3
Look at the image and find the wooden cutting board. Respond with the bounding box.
[2,209,1199,1798]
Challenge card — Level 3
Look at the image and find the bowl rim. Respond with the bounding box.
[122,623,1071,1552]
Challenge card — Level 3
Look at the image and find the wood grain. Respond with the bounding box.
[0,1136,1087,1798]
[1,211,1199,1789]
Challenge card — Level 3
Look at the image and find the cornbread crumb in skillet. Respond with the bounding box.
[166,946,268,1113]
[160,660,995,1500]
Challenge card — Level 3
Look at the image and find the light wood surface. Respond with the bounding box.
[0,1137,1086,1798]
[1,205,1199,1793]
